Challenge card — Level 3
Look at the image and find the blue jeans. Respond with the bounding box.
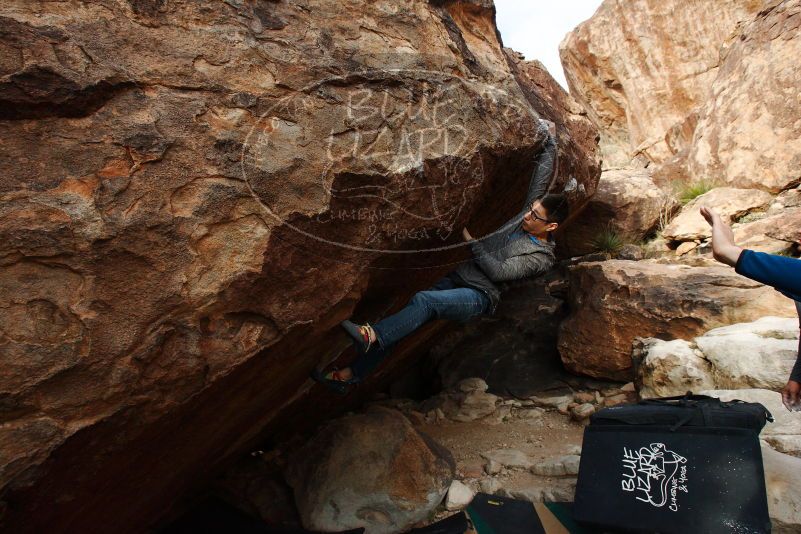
[350,276,489,380]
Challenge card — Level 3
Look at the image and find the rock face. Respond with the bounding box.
[560,0,764,165]
[686,0,801,192]
[445,480,474,511]
[0,1,600,531]
[662,187,773,243]
[636,317,800,397]
[562,167,675,255]
[558,260,797,380]
[562,0,801,194]
[502,50,603,256]
[634,338,716,398]
[560,0,801,269]
[284,407,454,534]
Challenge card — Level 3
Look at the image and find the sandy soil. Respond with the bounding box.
[419,409,584,479]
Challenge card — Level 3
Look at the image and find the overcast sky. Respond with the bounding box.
[493,0,604,90]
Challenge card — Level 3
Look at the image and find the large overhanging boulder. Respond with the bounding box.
[502,49,601,212]
[0,1,600,531]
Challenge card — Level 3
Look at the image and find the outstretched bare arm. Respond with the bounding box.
[699,206,743,267]
[701,205,801,411]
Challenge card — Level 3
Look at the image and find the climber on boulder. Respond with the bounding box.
[701,205,801,411]
[312,120,569,394]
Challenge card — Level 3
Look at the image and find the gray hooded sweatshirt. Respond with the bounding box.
[451,128,558,314]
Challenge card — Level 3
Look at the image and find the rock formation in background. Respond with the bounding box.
[685,0,801,193]
[560,166,676,255]
[558,0,801,382]
[560,0,764,167]
[559,0,801,254]
[661,187,773,242]
[0,1,600,531]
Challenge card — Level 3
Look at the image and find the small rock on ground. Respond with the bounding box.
[500,480,576,503]
[445,480,475,511]
[570,403,595,421]
[531,455,581,477]
[530,394,574,408]
[603,393,629,407]
[480,449,533,469]
[516,408,545,420]
[479,477,503,494]
[458,378,489,393]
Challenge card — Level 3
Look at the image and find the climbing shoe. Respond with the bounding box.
[310,367,358,395]
[340,320,376,354]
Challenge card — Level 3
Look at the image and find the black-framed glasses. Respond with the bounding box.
[527,206,549,223]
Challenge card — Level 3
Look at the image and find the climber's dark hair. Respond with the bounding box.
[540,194,569,226]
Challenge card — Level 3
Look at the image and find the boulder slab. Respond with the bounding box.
[697,317,799,391]
[637,318,799,397]
[559,260,796,380]
[285,407,455,534]
[662,187,773,243]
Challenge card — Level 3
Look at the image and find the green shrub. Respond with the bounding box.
[590,225,624,254]
[674,179,718,205]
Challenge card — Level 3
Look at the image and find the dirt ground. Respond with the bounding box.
[419,409,585,480]
[411,401,588,528]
